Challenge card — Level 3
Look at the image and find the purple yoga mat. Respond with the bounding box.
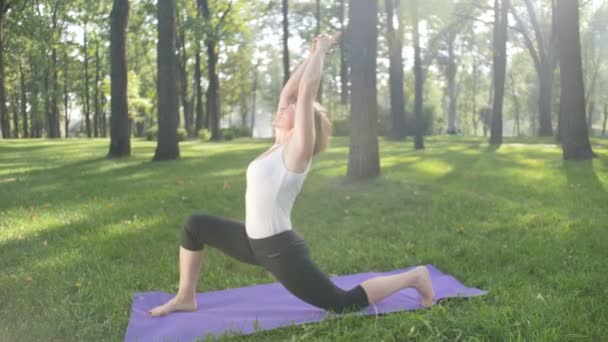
[124,264,486,341]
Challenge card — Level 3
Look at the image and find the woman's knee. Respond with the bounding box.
[181,214,210,250]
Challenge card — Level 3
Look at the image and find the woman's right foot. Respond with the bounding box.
[412,266,435,307]
[148,295,198,317]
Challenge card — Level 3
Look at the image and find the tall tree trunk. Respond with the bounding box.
[386,0,406,141]
[602,104,607,136]
[472,59,478,136]
[83,24,91,137]
[282,0,289,85]
[412,0,424,149]
[556,0,595,160]
[446,35,458,134]
[177,16,192,136]
[339,0,348,105]
[94,40,100,137]
[509,72,521,136]
[0,2,7,139]
[194,0,204,135]
[50,46,60,138]
[101,90,107,137]
[64,51,69,138]
[30,60,41,138]
[154,0,179,160]
[11,92,17,138]
[490,0,509,145]
[538,64,554,136]
[44,58,51,137]
[20,62,28,138]
[347,0,380,180]
[108,0,131,157]
[200,0,221,141]
[194,49,203,133]
[251,66,257,135]
[587,101,594,133]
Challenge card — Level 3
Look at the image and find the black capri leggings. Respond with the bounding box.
[181,213,370,314]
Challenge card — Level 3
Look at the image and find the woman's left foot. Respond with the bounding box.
[412,266,435,307]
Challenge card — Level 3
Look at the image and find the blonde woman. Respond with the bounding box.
[149,32,434,317]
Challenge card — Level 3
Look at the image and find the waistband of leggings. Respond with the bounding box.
[247,229,303,253]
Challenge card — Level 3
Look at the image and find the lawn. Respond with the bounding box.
[1,136,607,341]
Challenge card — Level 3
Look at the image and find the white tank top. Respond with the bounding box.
[245,143,311,239]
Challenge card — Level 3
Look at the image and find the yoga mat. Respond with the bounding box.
[124,264,486,341]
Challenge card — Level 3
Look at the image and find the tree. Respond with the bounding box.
[489,0,509,145]
[0,0,9,138]
[153,0,179,160]
[282,0,289,85]
[200,0,231,141]
[511,0,556,136]
[347,0,380,180]
[83,22,91,137]
[385,0,406,140]
[339,0,348,105]
[555,0,595,160]
[108,0,130,158]
[411,0,424,149]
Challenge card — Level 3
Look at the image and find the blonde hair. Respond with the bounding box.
[313,101,332,155]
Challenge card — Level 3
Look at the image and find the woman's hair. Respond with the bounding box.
[312,101,333,156]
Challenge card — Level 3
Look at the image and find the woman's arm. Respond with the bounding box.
[277,40,317,109]
[291,33,341,158]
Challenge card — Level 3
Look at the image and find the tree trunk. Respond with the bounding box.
[20,62,28,138]
[490,0,509,145]
[83,24,91,137]
[282,0,289,85]
[44,58,51,137]
[347,0,380,180]
[587,101,594,133]
[30,60,42,138]
[11,92,17,138]
[251,66,257,135]
[386,0,406,141]
[194,43,203,134]
[538,64,554,136]
[177,17,192,136]
[50,45,61,138]
[601,104,607,136]
[101,90,107,137]
[471,59,478,136]
[556,0,595,160]
[509,72,521,136]
[64,51,69,138]
[108,0,131,158]
[154,0,180,160]
[339,0,348,105]
[412,0,424,149]
[94,40,100,137]
[446,35,458,134]
[0,2,7,139]
[200,0,220,141]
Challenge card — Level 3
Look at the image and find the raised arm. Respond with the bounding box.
[291,33,341,159]
[277,40,317,110]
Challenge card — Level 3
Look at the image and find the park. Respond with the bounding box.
[1,0,607,341]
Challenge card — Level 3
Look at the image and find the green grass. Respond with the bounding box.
[1,136,607,341]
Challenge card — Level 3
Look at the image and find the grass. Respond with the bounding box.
[1,135,607,341]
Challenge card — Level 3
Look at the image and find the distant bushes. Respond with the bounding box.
[144,127,187,141]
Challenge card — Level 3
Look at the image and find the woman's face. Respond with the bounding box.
[272,103,296,130]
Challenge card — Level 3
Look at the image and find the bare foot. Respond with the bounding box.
[148,295,197,317]
[413,266,435,307]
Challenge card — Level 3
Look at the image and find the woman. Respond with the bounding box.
[149,32,434,317]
